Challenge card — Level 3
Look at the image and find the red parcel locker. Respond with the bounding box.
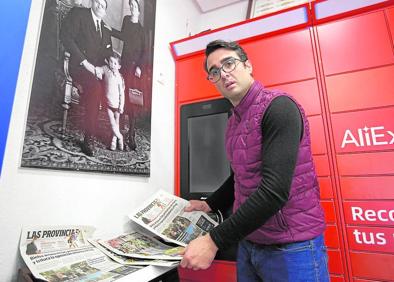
[317,11,394,75]
[172,1,394,281]
[317,4,394,281]
[243,29,316,86]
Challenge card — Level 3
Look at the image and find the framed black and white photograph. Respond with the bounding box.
[21,0,156,175]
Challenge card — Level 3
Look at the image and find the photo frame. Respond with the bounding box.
[21,0,156,176]
[247,0,313,19]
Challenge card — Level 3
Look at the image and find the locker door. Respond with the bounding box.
[318,8,394,281]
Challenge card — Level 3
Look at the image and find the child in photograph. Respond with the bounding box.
[96,53,125,151]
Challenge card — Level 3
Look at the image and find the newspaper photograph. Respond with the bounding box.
[21,225,95,255]
[89,239,178,267]
[97,231,183,261]
[128,190,218,246]
[20,225,140,281]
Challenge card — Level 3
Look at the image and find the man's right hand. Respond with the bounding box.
[81,60,95,76]
[184,200,212,213]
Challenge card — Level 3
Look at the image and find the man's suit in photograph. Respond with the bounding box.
[60,7,113,153]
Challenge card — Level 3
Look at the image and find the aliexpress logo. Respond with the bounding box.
[341,126,394,148]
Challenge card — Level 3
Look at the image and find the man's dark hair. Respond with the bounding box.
[204,40,248,72]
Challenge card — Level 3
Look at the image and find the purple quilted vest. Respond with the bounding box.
[226,81,325,245]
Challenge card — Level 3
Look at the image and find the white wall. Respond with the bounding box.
[198,0,249,34]
[0,0,245,280]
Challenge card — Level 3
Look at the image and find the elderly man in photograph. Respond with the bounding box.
[60,0,113,156]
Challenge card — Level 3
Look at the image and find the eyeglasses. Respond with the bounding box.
[207,57,245,83]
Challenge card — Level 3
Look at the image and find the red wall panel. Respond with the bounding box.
[325,224,340,248]
[387,7,394,45]
[327,249,344,274]
[326,65,394,113]
[177,54,219,103]
[267,79,321,116]
[330,276,345,282]
[319,176,333,199]
[314,155,330,176]
[354,279,384,282]
[340,176,394,200]
[309,115,327,155]
[331,107,394,154]
[321,200,336,223]
[350,252,394,281]
[337,151,394,175]
[347,226,394,253]
[178,261,236,282]
[343,201,394,227]
[244,29,316,86]
[317,11,394,75]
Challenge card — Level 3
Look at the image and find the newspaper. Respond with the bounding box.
[20,225,141,281]
[128,190,218,247]
[89,239,179,267]
[19,191,218,280]
[94,230,183,260]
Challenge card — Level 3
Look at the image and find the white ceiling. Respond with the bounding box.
[194,0,247,13]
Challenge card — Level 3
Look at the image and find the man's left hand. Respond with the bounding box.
[135,66,141,78]
[180,234,218,271]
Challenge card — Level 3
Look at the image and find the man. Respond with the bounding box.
[60,0,113,156]
[26,235,41,255]
[180,40,329,282]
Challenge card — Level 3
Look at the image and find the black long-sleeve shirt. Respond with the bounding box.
[206,95,303,249]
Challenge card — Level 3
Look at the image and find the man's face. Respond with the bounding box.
[92,0,107,19]
[206,48,254,106]
[130,0,140,19]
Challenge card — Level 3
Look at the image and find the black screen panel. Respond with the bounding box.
[180,98,232,200]
[188,113,230,193]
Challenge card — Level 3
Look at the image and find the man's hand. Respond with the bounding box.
[135,66,141,78]
[180,234,218,270]
[184,200,211,213]
[81,60,95,76]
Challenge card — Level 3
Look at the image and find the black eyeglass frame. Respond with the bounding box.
[206,57,246,83]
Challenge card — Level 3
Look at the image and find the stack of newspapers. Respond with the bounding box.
[19,190,220,281]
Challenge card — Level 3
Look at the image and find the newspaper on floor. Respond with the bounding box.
[128,190,219,247]
[20,225,141,281]
[92,230,183,261]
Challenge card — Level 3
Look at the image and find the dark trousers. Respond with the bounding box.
[75,69,103,139]
[122,67,141,140]
[237,235,329,282]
